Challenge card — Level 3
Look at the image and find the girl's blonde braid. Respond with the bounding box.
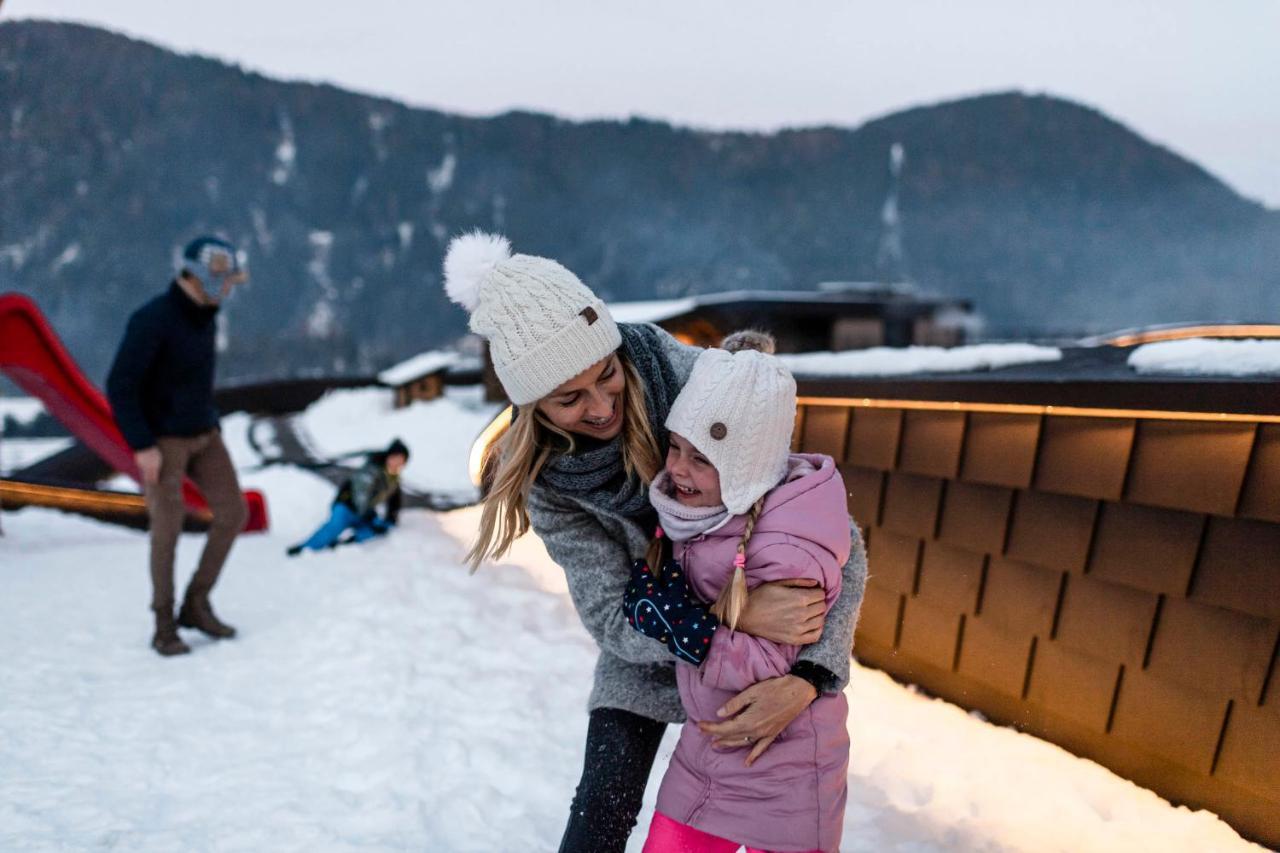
[711,496,766,630]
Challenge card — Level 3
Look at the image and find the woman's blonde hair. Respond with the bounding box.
[467,354,662,570]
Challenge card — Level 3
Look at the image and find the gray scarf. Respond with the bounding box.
[536,323,685,521]
[648,471,729,542]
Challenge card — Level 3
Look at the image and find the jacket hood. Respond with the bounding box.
[707,453,849,562]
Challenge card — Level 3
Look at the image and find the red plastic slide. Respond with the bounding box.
[0,292,268,531]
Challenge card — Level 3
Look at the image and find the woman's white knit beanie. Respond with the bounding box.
[442,231,620,405]
[665,334,797,515]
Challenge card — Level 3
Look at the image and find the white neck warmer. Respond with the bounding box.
[648,470,729,543]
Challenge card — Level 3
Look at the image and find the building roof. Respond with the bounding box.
[606,298,698,325]
[793,343,1280,416]
[607,287,971,326]
[1080,322,1280,347]
[377,351,460,387]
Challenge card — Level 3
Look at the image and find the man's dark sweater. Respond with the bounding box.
[106,282,221,451]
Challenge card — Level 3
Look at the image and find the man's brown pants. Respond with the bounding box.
[144,430,247,614]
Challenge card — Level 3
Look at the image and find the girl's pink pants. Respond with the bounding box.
[642,811,824,853]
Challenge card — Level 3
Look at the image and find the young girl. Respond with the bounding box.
[625,332,852,853]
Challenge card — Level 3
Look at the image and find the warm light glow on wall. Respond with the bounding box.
[468,405,513,487]
[1103,325,1280,347]
[796,396,1280,424]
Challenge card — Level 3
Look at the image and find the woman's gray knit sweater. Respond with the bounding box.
[526,324,868,723]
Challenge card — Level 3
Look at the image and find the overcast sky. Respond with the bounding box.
[8,0,1279,206]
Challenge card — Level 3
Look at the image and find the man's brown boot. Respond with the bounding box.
[152,610,191,656]
[177,594,237,639]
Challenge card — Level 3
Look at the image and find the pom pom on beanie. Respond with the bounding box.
[443,231,512,311]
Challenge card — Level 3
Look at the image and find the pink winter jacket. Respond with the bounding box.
[655,453,852,853]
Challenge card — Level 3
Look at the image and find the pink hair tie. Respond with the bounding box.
[733,553,746,569]
[655,526,665,539]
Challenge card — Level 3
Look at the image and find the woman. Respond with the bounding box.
[443,232,867,852]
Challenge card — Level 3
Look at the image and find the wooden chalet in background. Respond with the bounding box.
[378,352,459,408]
[609,283,976,351]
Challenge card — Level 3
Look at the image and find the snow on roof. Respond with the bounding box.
[780,344,1063,377]
[693,287,964,308]
[608,288,971,327]
[607,298,698,325]
[1128,338,1280,377]
[377,351,460,386]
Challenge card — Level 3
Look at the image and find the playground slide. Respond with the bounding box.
[0,292,268,531]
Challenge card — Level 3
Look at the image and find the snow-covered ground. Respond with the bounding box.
[1129,338,1280,376]
[781,344,1062,378]
[1,397,67,475]
[0,396,48,426]
[0,458,1262,850]
[297,386,500,496]
[0,437,73,476]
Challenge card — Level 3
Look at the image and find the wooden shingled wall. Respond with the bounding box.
[794,401,1280,847]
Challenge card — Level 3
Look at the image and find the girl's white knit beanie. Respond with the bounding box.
[665,332,797,515]
[442,231,621,405]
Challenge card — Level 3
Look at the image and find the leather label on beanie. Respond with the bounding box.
[580,306,599,325]
[710,422,728,440]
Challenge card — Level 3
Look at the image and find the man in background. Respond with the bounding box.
[107,236,249,656]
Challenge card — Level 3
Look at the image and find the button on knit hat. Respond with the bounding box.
[665,331,797,515]
[442,231,621,405]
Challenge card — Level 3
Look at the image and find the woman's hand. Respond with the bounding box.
[697,675,817,766]
[735,579,825,645]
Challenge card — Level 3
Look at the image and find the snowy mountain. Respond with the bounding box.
[2,20,1277,383]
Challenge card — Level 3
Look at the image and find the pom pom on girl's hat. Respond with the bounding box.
[665,335,797,515]
[442,231,620,405]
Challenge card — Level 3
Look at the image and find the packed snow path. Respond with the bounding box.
[0,485,1262,851]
